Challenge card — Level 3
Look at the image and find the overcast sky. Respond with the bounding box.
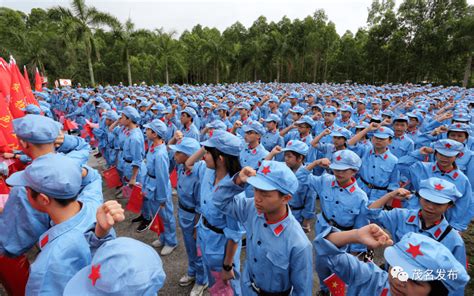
[2,0,474,36]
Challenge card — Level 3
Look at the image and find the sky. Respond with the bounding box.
[1,0,474,36]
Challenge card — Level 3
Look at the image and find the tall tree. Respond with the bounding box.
[48,0,119,86]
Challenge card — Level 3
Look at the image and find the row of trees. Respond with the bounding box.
[0,0,472,87]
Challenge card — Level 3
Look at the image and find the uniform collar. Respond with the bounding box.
[405,210,449,240]
[38,202,88,250]
[431,163,460,180]
[258,206,292,237]
[369,148,389,160]
[331,177,358,194]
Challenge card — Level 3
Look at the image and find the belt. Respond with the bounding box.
[179,202,196,214]
[202,216,224,234]
[321,211,354,231]
[289,205,304,211]
[251,281,291,296]
[123,158,132,163]
[147,173,156,179]
[359,176,388,191]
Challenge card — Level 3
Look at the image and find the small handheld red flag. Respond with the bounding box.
[34,68,43,92]
[125,185,143,214]
[149,210,165,235]
[102,167,123,189]
[324,273,346,296]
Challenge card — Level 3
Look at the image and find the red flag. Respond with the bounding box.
[0,255,30,296]
[15,64,37,107]
[34,68,43,92]
[23,66,29,84]
[170,168,177,188]
[0,59,10,97]
[102,166,123,189]
[125,185,143,214]
[324,273,346,296]
[0,92,19,152]
[149,211,165,235]
[8,59,26,118]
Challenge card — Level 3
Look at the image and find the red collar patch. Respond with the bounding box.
[40,235,49,248]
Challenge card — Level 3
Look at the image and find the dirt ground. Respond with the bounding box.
[1,152,473,295]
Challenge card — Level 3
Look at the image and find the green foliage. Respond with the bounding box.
[0,0,472,86]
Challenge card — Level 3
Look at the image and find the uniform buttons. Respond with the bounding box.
[371,176,374,179]
[203,200,207,204]
[339,189,343,192]
[335,201,339,204]
[254,258,257,262]
[372,165,375,168]
[263,223,268,228]
[332,214,335,218]
[257,241,261,245]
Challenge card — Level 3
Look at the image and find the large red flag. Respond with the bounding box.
[0,92,19,152]
[23,66,29,83]
[8,60,26,119]
[15,64,38,107]
[0,59,10,98]
[34,68,43,92]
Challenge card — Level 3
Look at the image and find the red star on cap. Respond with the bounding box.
[88,264,101,286]
[287,141,292,146]
[379,127,384,132]
[261,166,271,175]
[434,183,444,191]
[456,123,461,128]
[444,143,452,149]
[406,243,423,258]
[336,155,342,161]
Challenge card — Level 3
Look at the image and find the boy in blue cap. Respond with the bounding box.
[212,160,313,295]
[348,122,400,202]
[119,106,146,187]
[398,139,473,232]
[313,106,341,144]
[6,153,124,295]
[265,140,315,232]
[168,137,209,294]
[279,115,314,146]
[134,119,177,253]
[185,130,244,295]
[390,114,414,159]
[64,237,166,296]
[302,150,371,294]
[261,114,284,153]
[179,107,200,141]
[369,177,467,268]
[317,223,469,295]
[240,122,269,197]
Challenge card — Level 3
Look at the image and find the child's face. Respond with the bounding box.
[266,121,277,131]
[371,136,391,150]
[284,152,303,170]
[434,151,457,168]
[324,112,336,123]
[145,128,156,140]
[332,168,355,184]
[447,131,467,144]
[244,131,260,144]
[173,151,188,164]
[253,188,289,214]
[393,121,408,134]
[388,271,431,296]
[297,124,311,135]
[408,118,419,128]
[332,136,346,148]
[419,197,450,221]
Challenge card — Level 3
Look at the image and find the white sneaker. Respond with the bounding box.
[190,283,208,296]
[151,239,163,248]
[179,274,195,287]
[161,245,176,256]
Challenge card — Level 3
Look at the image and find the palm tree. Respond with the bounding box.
[113,18,150,86]
[49,0,119,86]
[153,30,186,85]
[204,34,229,84]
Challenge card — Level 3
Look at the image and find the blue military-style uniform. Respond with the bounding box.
[214,160,313,296]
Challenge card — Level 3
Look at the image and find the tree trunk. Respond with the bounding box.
[126,49,132,86]
[276,60,280,82]
[87,53,95,86]
[254,67,257,81]
[462,54,472,87]
[215,62,219,84]
[313,52,320,82]
[165,61,169,85]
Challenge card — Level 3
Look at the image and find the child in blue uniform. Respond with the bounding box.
[369,177,467,268]
[213,160,313,295]
[185,130,244,295]
[168,138,209,294]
